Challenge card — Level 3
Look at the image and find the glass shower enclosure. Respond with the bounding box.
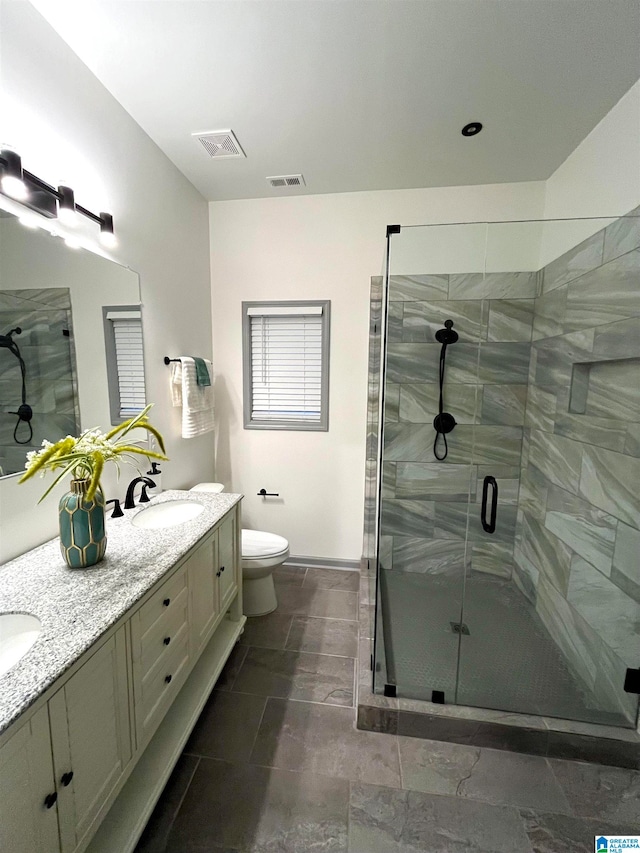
[366,212,640,729]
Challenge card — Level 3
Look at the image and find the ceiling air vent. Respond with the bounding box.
[267,174,306,189]
[192,129,246,159]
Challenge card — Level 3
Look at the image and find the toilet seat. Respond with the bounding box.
[242,530,289,560]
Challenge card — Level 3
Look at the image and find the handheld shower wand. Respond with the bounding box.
[0,327,33,444]
[433,320,458,460]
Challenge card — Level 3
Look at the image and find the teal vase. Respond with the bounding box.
[58,479,107,569]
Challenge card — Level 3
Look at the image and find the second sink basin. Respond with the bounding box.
[0,613,41,678]
[132,499,205,530]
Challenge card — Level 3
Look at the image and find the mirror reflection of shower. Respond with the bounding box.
[433,319,458,460]
[0,326,33,444]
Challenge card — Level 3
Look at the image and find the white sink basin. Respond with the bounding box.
[0,613,41,677]
[132,499,205,530]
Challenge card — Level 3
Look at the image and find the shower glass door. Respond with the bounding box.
[375,214,640,729]
[374,222,487,702]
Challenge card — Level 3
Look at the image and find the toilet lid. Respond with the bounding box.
[242,529,289,559]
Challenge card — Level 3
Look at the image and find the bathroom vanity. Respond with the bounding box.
[0,490,245,853]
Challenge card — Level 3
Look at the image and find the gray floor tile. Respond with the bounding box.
[216,643,248,691]
[285,616,358,657]
[519,808,639,853]
[349,782,533,852]
[457,749,572,813]
[232,647,355,706]
[134,753,199,853]
[167,758,348,852]
[273,583,358,620]
[184,691,267,763]
[302,568,359,591]
[273,565,306,586]
[250,698,401,787]
[398,737,480,796]
[240,612,293,649]
[548,758,640,822]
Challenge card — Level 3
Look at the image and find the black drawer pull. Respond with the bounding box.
[163,598,170,607]
[163,636,171,646]
[60,771,74,787]
[165,674,172,684]
[216,570,221,577]
[220,565,225,573]
[44,792,57,809]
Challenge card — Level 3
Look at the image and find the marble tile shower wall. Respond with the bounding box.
[515,208,640,724]
[380,270,538,584]
[0,288,79,476]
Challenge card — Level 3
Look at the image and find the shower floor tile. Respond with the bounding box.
[380,568,630,727]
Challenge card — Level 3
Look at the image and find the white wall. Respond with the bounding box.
[0,3,213,563]
[540,79,640,265]
[209,182,545,560]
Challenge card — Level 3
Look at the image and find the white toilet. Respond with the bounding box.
[190,483,289,617]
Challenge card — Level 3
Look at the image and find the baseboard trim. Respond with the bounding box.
[284,555,360,572]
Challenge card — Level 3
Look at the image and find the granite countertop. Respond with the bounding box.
[0,489,242,736]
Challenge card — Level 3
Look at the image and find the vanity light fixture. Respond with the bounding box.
[100,213,116,248]
[0,147,116,245]
[57,185,77,225]
[0,147,28,200]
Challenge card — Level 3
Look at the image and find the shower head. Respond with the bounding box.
[435,319,458,345]
[0,327,22,347]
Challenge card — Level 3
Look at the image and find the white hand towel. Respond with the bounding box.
[170,361,183,407]
[174,357,215,438]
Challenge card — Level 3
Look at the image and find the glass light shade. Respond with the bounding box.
[1,174,28,200]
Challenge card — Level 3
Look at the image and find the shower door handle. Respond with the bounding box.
[481,476,498,534]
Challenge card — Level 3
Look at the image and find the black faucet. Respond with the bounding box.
[124,477,156,510]
[105,498,124,518]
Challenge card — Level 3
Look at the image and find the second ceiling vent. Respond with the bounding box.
[192,129,246,159]
[266,174,306,188]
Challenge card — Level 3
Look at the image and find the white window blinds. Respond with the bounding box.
[244,302,329,430]
[107,311,146,419]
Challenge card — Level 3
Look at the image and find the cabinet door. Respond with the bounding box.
[49,627,131,853]
[218,508,239,613]
[189,532,220,653]
[0,705,60,853]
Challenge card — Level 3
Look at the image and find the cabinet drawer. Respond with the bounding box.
[137,564,188,637]
[138,585,188,677]
[136,623,190,738]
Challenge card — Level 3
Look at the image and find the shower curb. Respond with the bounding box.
[356,702,640,769]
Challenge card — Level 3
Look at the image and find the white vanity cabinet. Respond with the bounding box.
[189,510,240,654]
[131,563,191,747]
[49,628,131,853]
[0,499,244,853]
[0,704,60,853]
[217,510,240,613]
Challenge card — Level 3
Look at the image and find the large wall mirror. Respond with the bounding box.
[0,211,142,478]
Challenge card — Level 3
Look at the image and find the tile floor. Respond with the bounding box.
[135,566,640,853]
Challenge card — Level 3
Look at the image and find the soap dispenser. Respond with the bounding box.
[146,462,162,496]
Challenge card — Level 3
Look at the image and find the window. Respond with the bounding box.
[103,306,146,424]
[242,300,330,431]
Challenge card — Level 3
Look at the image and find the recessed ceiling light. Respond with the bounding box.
[462,122,483,137]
